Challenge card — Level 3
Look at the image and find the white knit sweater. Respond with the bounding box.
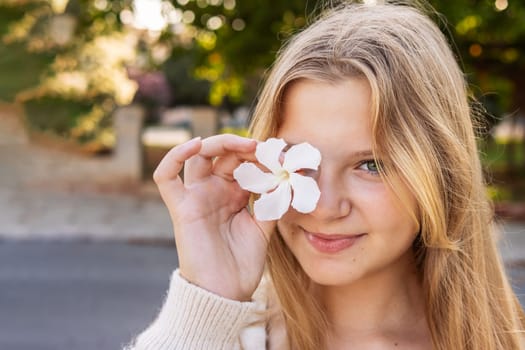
[125,270,270,349]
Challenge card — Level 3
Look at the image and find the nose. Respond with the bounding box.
[309,169,351,220]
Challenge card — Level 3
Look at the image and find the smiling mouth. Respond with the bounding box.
[303,229,366,253]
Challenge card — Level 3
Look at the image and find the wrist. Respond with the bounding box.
[179,268,253,302]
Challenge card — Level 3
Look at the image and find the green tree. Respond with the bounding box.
[430,0,525,122]
[0,1,55,101]
[167,0,525,115]
[158,0,318,106]
[429,0,525,172]
[0,0,135,152]
[2,0,524,152]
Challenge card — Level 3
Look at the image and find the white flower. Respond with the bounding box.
[233,138,322,221]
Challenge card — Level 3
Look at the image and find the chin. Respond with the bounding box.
[299,259,362,287]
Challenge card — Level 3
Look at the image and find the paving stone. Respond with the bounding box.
[0,183,172,241]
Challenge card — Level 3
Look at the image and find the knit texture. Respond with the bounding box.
[125,269,266,350]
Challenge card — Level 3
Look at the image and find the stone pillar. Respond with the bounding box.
[113,105,145,182]
[191,106,218,138]
[0,103,29,145]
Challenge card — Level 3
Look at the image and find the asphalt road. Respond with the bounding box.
[0,241,178,350]
[1,241,525,350]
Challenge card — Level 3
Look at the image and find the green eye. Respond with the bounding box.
[359,160,379,174]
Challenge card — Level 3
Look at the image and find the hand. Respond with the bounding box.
[153,135,276,301]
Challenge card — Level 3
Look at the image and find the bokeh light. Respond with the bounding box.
[495,0,508,11]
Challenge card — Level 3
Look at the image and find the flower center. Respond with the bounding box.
[277,169,290,181]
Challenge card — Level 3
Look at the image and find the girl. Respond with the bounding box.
[127,1,525,349]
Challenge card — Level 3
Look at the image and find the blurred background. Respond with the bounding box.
[0,0,524,349]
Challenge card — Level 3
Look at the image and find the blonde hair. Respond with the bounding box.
[249,1,525,349]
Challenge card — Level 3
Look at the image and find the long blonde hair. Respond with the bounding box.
[249,1,525,349]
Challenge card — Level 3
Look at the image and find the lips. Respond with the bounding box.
[304,230,365,254]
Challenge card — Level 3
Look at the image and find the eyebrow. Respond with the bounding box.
[350,150,374,158]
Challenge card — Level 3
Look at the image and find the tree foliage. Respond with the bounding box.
[169,0,525,117]
[1,0,524,148]
[0,0,135,151]
[153,0,319,106]
[430,0,525,121]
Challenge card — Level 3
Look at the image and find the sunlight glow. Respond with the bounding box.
[495,0,508,11]
[133,0,167,31]
[232,18,245,31]
[469,43,482,57]
[223,0,235,10]
[207,16,223,30]
[50,0,68,13]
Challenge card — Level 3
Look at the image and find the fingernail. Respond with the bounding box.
[180,136,201,150]
[186,136,201,146]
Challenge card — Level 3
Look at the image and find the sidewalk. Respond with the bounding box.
[0,182,173,242]
[1,182,525,263]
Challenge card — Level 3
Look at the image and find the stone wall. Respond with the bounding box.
[0,104,145,190]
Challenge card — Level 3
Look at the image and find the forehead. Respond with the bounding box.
[277,78,374,157]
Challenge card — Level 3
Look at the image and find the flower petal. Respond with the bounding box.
[282,142,321,173]
[233,162,280,194]
[253,181,291,221]
[255,138,287,174]
[289,173,321,213]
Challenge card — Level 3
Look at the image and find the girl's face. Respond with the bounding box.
[276,78,419,287]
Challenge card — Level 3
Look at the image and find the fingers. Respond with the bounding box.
[185,134,257,184]
[153,137,202,186]
[212,150,258,181]
[202,134,257,157]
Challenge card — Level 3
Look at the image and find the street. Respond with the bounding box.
[1,240,525,350]
[0,241,177,350]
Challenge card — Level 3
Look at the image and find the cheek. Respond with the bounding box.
[276,217,300,246]
[369,181,417,224]
[276,219,292,238]
[376,192,420,245]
